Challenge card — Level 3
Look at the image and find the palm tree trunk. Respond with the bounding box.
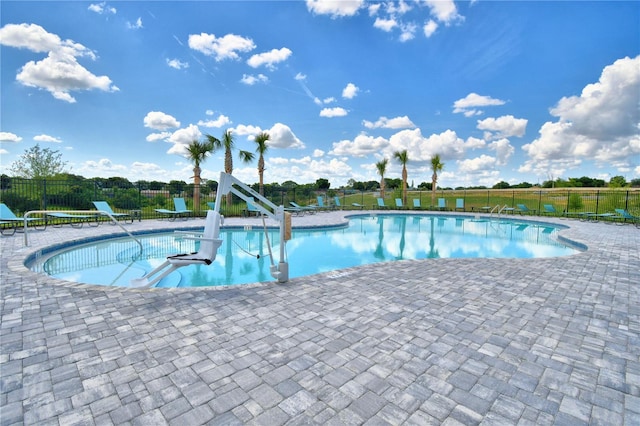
[225,150,233,206]
[402,167,408,205]
[258,156,265,196]
[193,166,201,215]
[431,172,437,207]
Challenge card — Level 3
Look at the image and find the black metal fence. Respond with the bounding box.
[1,177,638,220]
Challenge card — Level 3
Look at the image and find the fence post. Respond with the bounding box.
[595,189,600,214]
[42,178,47,210]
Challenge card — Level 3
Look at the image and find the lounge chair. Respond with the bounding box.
[207,202,216,210]
[316,196,331,211]
[246,200,261,217]
[155,198,192,221]
[173,198,192,218]
[455,199,465,212]
[515,204,536,215]
[542,204,558,215]
[413,199,422,209]
[437,198,447,211]
[289,201,317,214]
[46,211,98,228]
[131,210,223,287]
[92,201,133,224]
[376,198,387,209]
[333,197,343,210]
[0,203,46,235]
[395,198,404,209]
[614,209,640,227]
[351,202,364,209]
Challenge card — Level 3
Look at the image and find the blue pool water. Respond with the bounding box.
[29,214,581,288]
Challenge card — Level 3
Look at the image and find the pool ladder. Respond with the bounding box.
[489,205,510,217]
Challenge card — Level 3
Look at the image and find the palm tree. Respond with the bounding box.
[186,139,214,214]
[214,129,254,205]
[430,154,444,208]
[375,158,388,199]
[253,132,270,196]
[393,150,409,205]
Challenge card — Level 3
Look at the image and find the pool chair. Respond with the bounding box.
[455,198,465,212]
[333,197,343,210]
[155,198,191,221]
[437,198,447,211]
[0,203,47,235]
[289,201,317,214]
[395,198,405,209]
[46,211,98,228]
[246,200,261,217]
[351,202,364,209]
[173,197,192,218]
[614,209,640,227]
[131,210,223,288]
[516,204,536,215]
[413,199,422,209]
[316,196,331,211]
[207,202,216,210]
[542,204,558,215]
[376,198,388,209]
[92,201,133,224]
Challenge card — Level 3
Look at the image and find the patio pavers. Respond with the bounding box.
[1,211,639,425]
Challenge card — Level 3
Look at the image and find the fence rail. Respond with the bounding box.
[1,178,639,221]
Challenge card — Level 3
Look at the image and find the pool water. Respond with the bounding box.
[30,214,580,288]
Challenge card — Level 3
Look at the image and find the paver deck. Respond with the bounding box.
[1,211,639,425]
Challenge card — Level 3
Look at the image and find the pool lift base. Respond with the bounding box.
[130,172,290,288]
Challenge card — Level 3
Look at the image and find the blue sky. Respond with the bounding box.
[1,0,639,188]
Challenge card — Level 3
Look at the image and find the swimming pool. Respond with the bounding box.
[28,214,581,288]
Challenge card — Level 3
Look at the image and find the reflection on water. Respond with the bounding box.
[31,214,579,288]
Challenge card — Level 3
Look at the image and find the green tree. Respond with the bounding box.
[393,150,409,205]
[430,154,444,207]
[609,175,627,188]
[493,180,510,189]
[9,143,68,178]
[253,132,270,196]
[208,130,254,205]
[315,178,330,190]
[186,139,215,213]
[375,158,388,199]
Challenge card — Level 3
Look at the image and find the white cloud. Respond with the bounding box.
[306,0,364,18]
[198,114,231,128]
[0,132,22,143]
[266,123,305,149]
[458,154,497,173]
[88,2,116,14]
[453,93,506,116]
[232,124,263,138]
[385,128,467,163]
[342,82,359,99]
[323,97,336,104]
[329,133,388,157]
[146,132,172,142]
[374,17,397,32]
[166,58,189,70]
[295,72,307,81]
[127,17,143,30]
[188,32,255,61]
[399,22,417,42]
[167,124,202,155]
[477,115,527,139]
[0,23,118,103]
[247,47,292,69]
[241,74,268,85]
[423,20,438,37]
[522,55,640,176]
[488,138,515,165]
[363,115,416,129]
[423,0,461,24]
[143,111,180,130]
[313,149,325,157]
[320,107,348,117]
[33,134,62,143]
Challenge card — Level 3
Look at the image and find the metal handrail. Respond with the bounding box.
[489,204,501,216]
[23,210,143,253]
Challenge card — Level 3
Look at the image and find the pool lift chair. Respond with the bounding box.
[131,172,291,287]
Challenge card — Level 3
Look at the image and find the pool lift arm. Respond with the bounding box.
[130,172,289,288]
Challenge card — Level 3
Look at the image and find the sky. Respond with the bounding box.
[1,0,639,189]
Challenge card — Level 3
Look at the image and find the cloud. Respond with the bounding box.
[240,73,268,85]
[266,123,305,149]
[522,55,640,176]
[143,111,180,130]
[232,124,263,138]
[306,0,364,18]
[127,17,143,30]
[295,72,307,81]
[374,17,397,32]
[313,149,325,157]
[88,2,116,14]
[320,107,348,117]
[453,93,506,116]
[34,134,62,143]
[399,22,417,42]
[247,47,292,69]
[363,116,416,129]
[477,115,528,139]
[167,124,202,155]
[457,154,497,173]
[198,114,231,128]
[146,132,172,142]
[166,58,189,70]
[0,132,22,143]
[488,138,515,165]
[384,128,467,163]
[423,0,462,24]
[0,23,119,103]
[342,82,359,99]
[423,20,438,37]
[329,133,388,157]
[188,32,255,61]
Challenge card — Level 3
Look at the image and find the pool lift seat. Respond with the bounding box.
[130,210,223,288]
[130,172,290,288]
